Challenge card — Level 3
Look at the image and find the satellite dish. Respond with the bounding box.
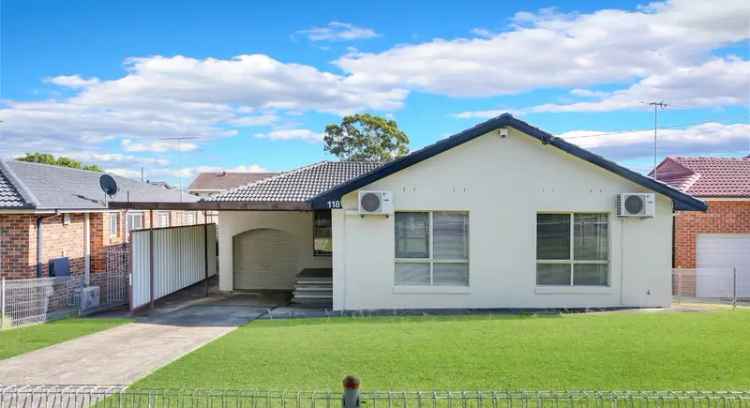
[99,174,119,197]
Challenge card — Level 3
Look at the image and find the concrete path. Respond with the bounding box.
[0,302,268,385]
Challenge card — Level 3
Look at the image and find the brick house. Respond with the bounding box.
[652,156,750,297]
[0,160,205,280]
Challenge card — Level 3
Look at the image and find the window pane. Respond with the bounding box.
[314,211,332,255]
[536,263,571,285]
[434,263,469,286]
[395,263,430,285]
[573,264,608,286]
[537,214,571,260]
[574,214,608,261]
[433,212,469,260]
[395,212,429,258]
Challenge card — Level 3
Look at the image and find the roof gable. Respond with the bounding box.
[311,114,707,211]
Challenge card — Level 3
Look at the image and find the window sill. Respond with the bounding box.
[535,286,613,295]
[393,286,471,295]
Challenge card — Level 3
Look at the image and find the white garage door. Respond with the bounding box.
[696,234,750,298]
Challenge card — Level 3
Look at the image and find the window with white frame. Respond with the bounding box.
[109,213,120,238]
[157,211,170,228]
[394,211,469,286]
[127,212,144,233]
[536,213,609,286]
[183,211,195,225]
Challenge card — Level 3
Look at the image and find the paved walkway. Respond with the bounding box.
[0,297,271,385]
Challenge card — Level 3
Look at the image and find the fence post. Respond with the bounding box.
[1,277,5,329]
[732,266,737,311]
[342,375,360,408]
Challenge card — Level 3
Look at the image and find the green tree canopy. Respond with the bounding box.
[323,114,409,162]
[18,152,103,172]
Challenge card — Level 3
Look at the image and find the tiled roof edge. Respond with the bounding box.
[210,161,329,200]
[0,159,39,208]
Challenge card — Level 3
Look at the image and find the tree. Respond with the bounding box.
[18,152,103,172]
[323,114,409,162]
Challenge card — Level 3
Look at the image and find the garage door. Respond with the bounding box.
[233,228,298,290]
[696,234,750,298]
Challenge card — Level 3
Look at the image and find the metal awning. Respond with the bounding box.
[108,200,312,211]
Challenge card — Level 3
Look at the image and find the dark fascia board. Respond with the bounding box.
[108,200,312,211]
[310,114,707,212]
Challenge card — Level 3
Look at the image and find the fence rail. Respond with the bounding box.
[0,270,128,329]
[0,388,748,408]
[673,267,748,308]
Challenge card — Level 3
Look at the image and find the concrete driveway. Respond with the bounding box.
[0,294,276,385]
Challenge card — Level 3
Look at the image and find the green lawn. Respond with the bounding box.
[133,309,750,390]
[0,318,130,360]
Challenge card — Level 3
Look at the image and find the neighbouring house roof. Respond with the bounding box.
[0,159,199,211]
[211,161,382,203]
[312,114,707,211]
[652,156,750,198]
[188,172,279,192]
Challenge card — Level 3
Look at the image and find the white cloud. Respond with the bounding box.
[532,58,750,112]
[558,122,750,161]
[296,21,379,42]
[254,128,323,143]
[336,0,749,97]
[45,75,100,88]
[121,139,199,153]
[569,88,610,98]
[0,54,407,150]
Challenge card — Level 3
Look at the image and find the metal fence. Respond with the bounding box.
[0,388,748,408]
[673,267,748,308]
[0,270,129,329]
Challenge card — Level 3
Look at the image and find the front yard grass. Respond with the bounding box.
[0,317,130,360]
[133,309,750,390]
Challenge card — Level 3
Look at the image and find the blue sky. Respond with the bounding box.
[1,0,748,186]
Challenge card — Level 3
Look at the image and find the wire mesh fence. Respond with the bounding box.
[673,267,748,308]
[0,276,80,329]
[0,270,129,329]
[0,388,749,408]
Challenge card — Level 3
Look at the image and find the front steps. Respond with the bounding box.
[291,268,332,306]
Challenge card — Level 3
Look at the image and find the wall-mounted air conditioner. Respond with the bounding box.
[617,193,655,217]
[358,191,394,216]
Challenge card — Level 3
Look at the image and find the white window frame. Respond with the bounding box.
[394,211,470,287]
[156,211,170,228]
[183,211,195,225]
[536,212,610,287]
[127,212,144,232]
[109,212,120,239]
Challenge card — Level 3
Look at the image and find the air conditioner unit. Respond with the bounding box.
[358,191,394,216]
[617,193,655,217]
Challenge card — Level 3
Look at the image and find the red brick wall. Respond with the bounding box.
[0,215,34,279]
[32,214,87,277]
[674,200,750,268]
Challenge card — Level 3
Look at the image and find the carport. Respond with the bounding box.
[109,161,380,309]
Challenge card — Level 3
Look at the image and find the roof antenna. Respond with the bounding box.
[644,101,668,179]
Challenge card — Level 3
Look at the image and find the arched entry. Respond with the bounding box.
[233,228,299,290]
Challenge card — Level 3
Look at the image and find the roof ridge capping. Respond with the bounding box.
[310,113,707,212]
[0,159,40,208]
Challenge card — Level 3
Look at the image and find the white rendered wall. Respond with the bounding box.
[332,128,673,310]
[218,211,331,291]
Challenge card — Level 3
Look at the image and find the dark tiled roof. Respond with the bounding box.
[0,160,199,210]
[188,172,279,192]
[0,165,27,208]
[653,156,750,197]
[212,161,382,202]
